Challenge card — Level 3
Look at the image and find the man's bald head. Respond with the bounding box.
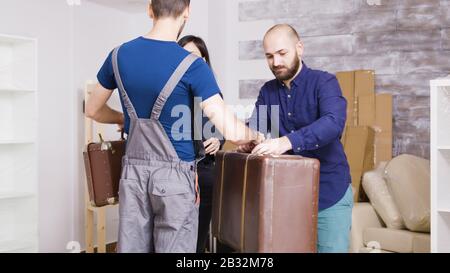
[263,24,300,43]
[263,24,304,83]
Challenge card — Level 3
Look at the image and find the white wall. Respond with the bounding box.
[208,0,272,118]
[0,0,74,252]
[0,0,210,252]
[184,0,209,44]
[207,0,228,99]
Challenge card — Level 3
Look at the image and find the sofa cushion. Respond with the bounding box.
[350,203,384,253]
[362,162,405,229]
[363,228,430,253]
[413,234,431,253]
[384,154,430,232]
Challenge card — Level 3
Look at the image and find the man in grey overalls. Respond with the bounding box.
[86,0,264,253]
[113,48,203,253]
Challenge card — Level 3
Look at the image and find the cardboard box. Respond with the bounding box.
[374,131,393,164]
[375,94,393,133]
[337,69,379,149]
[337,70,376,127]
[336,71,393,198]
[355,70,375,97]
[336,71,357,127]
[374,93,393,164]
[357,94,376,126]
[355,70,376,127]
[341,126,347,145]
[343,126,375,202]
[336,71,354,102]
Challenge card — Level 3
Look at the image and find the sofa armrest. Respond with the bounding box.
[350,202,384,253]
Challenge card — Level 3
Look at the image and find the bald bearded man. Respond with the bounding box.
[240,24,353,253]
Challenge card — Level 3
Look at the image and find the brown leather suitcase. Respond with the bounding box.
[83,135,125,207]
[212,151,320,253]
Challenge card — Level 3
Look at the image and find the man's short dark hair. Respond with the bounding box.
[151,0,190,19]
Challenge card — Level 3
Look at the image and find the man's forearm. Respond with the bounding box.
[201,94,263,145]
[210,106,260,145]
[90,105,124,124]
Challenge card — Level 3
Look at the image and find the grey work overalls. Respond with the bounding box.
[112,46,202,253]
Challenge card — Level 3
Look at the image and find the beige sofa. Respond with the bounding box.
[350,154,430,253]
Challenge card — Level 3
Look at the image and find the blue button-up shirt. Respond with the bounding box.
[249,63,351,210]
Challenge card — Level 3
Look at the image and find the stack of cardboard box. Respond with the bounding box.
[337,70,393,202]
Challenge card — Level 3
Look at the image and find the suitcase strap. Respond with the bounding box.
[217,152,252,253]
[217,153,226,243]
[239,155,251,252]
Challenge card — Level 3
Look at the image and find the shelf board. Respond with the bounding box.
[87,203,119,211]
[0,192,35,200]
[0,139,36,145]
[0,88,36,94]
[437,146,450,151]
[438,208,450,213]
[0,240,36,253]
[0,34,36,45]
[431,78,450,87]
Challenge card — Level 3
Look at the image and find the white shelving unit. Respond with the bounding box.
[431,77,450,253]
[0,34,38,253]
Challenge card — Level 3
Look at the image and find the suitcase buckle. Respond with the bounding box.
[99,133,113,152]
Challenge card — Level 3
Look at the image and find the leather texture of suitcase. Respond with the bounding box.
[212,151,320,253]
[83,138,125,207]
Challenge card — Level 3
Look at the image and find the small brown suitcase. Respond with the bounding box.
[83,135,125,207]
[212,151,320,253]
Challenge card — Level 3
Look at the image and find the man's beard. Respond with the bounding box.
[177,20,187,40]
[270,55,301,82]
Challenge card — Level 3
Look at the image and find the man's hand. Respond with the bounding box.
[251,136,293,155]
[237,142,256,153]
[204,137,221,155]
[237,133,266,153]
[255,132,266,144]
[116,114,125,131]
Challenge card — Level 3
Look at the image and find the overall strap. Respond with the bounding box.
[151,54,199,120]
[112,46,138,120]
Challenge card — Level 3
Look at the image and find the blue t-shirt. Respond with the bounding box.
[97,37,220,162]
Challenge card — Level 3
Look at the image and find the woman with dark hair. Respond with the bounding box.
[178,35,225,253]
[179,35,212,67]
